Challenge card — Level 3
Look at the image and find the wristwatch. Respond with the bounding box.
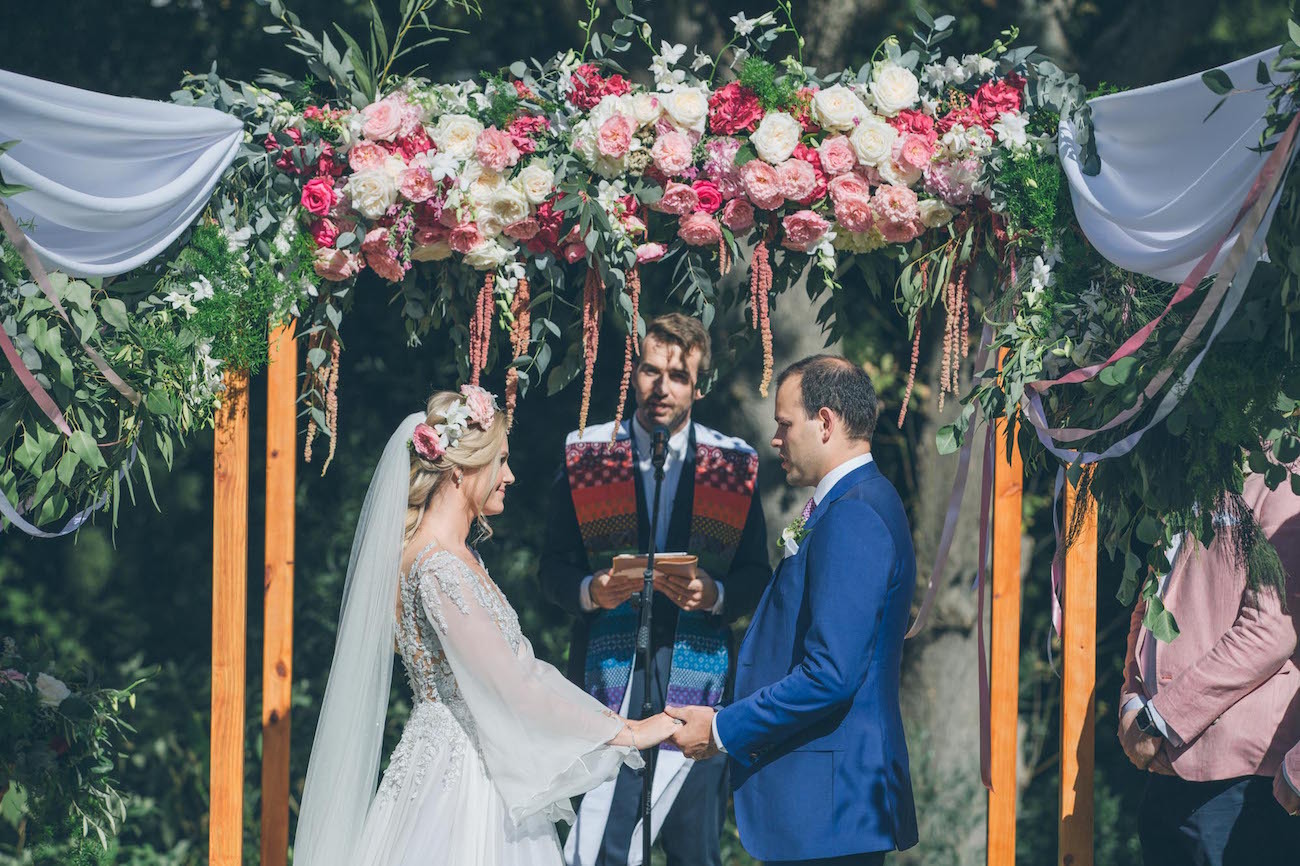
[1135,705,1160,738]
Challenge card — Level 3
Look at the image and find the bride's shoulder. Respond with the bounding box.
[401,540,452,579]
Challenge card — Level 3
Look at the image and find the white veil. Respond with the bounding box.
[291,412,423,866]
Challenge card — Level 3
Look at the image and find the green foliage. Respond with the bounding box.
[996,153,1064,243]
[736,57,798,111]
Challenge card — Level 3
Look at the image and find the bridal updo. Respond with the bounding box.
[404,388,507,543]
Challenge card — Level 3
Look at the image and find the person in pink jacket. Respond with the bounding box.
[1117,469,1300,865]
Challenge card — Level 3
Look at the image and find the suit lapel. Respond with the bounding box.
[802,460,880,534]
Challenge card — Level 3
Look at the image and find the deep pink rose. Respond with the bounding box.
[720,198,755,232]
[707,81,765,135]
[300,176,338,217]
[635,242,668,263]
[833,193,875,233]
[656,182,700,215]
[564,242,589,264]
[776,158,818,202]
[818,135,858,176]
[504,219,540,241]
[878,218,923,244]
[310,218,340,248]
[678,212,723,247]
[781,210,831,252]
[449,222,486,254]
[313,247,362,281]
[740,160,783,210]
[399,167,437,203]
[348,141,389,172]
[651,131,695,176]
[396,127,433,159]
[411,422,446,461]
[361,97,404,141]
[597,114,635,159]
[460,384,497,429]
[971,78,1023,127]
[890,109,939,145]
[475,127,521,173]
[692,180,723,214]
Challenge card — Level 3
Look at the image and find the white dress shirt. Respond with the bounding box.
[578,417,726,615]
[711,451,876,754]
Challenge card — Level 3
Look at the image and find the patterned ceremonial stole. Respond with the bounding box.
[566,423,759,737]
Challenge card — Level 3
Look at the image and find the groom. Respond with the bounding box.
[668,355,919,865]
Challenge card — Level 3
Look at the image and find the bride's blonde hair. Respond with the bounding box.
[404,390,508,544]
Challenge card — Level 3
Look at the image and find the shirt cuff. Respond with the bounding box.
[579,575,597,612]
[1121,696,1144,719]
[1287,765,1300,798]
[1144,699,1182,747]
[709,580,726,616]
[711,710,727,754]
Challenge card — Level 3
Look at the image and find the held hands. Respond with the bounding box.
[622,713,685,750]
[655,567,719,612]
[1118,707,1163,771]
[665,705,720,761]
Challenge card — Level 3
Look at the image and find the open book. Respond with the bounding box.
[610,552,697,580]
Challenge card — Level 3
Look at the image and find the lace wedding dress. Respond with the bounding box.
[349,544,641,866]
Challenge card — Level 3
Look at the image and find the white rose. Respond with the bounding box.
[919,198,957,229]
[879,159,922,187]
[346,169,397,219]
[466,168,505,208]
[750,111,803,164]
[489,184,531,228]
[659,86,709,133]
[35,673,70,708]
[871,64,920,116]
[516,161,555,205]
[630,92,663,127]
[432,114,484,159]
[412,241,454,262]
[811,85,870,133]
[848,115,897,167]
[463,239,515,271]
[381,154,408,182]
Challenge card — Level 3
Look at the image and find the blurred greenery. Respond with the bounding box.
[0,1,1292,864]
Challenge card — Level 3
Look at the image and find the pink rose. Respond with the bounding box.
[398,167,437,203]
[361,228,406,282]
[781,210,831,252]
[678,212,723,247]
[707,81,765,135]
[411,422,446,461]
[720,198,755,232]
[504,218,540,241]
[564,242,589,264]
[348,141,389,172]
[597,114,635,159]
[361,97,404,141]
[449,222,485,254]
[310,218,340,248]
[651,130,695,176]
[656,182,700,216]
[313,247,362,282]
[475,127,521,173]
[878,218,923,244]
[818,135,858,176]
[776,158,818,202]
[828,172,872,205]
[889,109,939,145]
[635,242,668,263]
[872,184,920,224]
[893,133,934,174]
[692,180,723,214]
[833,193,874,233]
[740,160,784,211]
[414,222,449,246]
[460,384,497,429]
[300,176,339,217]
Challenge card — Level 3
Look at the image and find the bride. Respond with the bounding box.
[292,386,680,866]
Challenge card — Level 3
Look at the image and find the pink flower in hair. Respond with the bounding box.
[411,423,446,461]
[460,385,498,430]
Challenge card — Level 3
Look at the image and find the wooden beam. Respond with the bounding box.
[987,399,1023,866]
[211,370,250,866]
[1059,470,1097,866]
[260,322,297,866]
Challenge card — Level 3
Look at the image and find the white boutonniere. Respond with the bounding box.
[778,516,808,558]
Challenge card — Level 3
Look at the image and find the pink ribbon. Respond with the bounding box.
[975,421,995,790]
[0,318,72,436]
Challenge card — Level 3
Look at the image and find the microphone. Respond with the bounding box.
[651,425,669,473]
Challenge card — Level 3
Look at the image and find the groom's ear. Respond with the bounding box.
[817,407,836,442]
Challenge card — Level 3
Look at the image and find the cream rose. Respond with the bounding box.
[463,239,515,270]
[918,198,957,229]
[432,114,484,159]
[871,64,920,116]
[346,169,398,219]
[411,240,454,261]
[630,92,663,127]
[750,111,802,165]
[811,85,870,133]
[35,673,70,708]
[488,185,531,228]
[516,161,555,205]
[849,115,897,167]
[659,86,709,133]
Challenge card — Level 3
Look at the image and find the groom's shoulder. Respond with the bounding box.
[694,422,757,455]
[564,420,627,446]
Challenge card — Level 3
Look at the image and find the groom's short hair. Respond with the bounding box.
[778,355,878,441]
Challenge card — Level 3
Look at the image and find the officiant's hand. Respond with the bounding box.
[664,705,720,760]
[655,568,718,612]
[590,569,641,609]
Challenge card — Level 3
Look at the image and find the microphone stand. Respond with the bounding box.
[637,425,668,866]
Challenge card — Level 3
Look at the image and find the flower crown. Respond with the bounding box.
[410,385,500,462]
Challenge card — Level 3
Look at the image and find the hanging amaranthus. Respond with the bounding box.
[752,223,777,397]
[505,276,531,429]
[321,337,342,475]
[611,266,641,441]
[469,273,494,386]
[579,266,604,435]
[717,236,731,277]
[897,260,928,428]
[302,331,334,464]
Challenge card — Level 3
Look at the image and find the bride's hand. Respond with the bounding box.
[626,713,683,750]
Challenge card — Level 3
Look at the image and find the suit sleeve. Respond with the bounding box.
[715,499,896,766]
[718,473,772,625]
[1118,595,1148,718]
[537,466,592,618]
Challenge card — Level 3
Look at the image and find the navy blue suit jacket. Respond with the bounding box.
[715,460,918,861]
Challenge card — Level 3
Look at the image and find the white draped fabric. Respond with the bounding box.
[0,68,243,278]
[1059,46,1281,283]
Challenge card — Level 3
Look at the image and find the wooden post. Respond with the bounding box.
[211,370,250,866]
[1059,470,1097,866]
[261,322,297,866]
[987,393,1023,866]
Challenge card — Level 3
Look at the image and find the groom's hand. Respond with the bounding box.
[665,705,719,760]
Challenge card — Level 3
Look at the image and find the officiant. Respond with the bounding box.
[539,313,771,866]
